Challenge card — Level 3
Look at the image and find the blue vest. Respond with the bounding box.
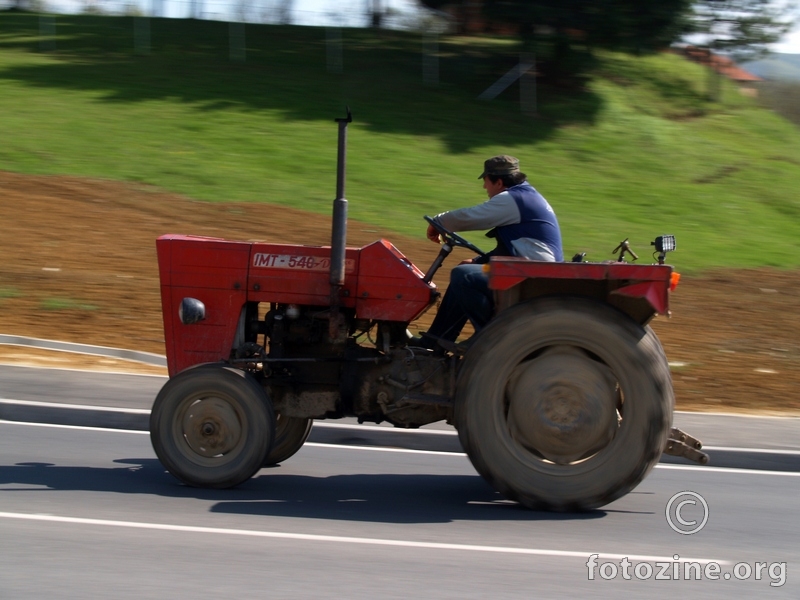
[494,182,563,262]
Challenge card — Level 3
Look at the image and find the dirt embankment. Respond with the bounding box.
[1,171,798,414]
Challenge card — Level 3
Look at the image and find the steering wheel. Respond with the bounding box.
[424,215,487,257]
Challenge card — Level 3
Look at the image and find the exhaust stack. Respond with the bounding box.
[329,108,352,340]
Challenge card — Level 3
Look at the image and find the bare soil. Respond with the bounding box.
[1,170,798,414]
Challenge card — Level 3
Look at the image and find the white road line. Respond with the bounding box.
[0,420,149,435]
[0,362,167,378]
[0,511,722,564]
[655,464,800,477]
[0,401,457,431]
[304,442,465,457]
[306,443,800,473]
[6,405,800,455]
[703,445,800,455]
[0,398,150,414]
[1,420,799,476]
[674,410,800,419]
[312,422,458,435]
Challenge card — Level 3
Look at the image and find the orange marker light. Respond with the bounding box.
[670,272,681,291]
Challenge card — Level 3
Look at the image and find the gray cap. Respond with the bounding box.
[478,155,520,179]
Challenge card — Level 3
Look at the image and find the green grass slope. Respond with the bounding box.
[1,13,799,271]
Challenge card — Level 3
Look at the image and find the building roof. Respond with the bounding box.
[677,45,763,82]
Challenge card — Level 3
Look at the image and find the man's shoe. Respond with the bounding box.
[407,331,437,349]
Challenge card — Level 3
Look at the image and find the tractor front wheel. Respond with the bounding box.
[455,297,673,511]
[150,365,275,489]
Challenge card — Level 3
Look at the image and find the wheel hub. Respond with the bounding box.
[181,397,243,458]
[506,346,618,464]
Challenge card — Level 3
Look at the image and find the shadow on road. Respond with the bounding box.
[211,472,616,523]
[0,458,614,524]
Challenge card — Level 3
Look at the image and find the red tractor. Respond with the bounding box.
[150,113,703,511]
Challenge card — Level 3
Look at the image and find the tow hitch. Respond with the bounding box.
[664,427,709,465]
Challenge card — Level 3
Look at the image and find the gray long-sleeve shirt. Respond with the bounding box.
[434,189,558,261]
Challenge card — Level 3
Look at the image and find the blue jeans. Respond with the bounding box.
[426,264,493,343]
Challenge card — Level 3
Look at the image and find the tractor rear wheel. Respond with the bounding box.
[150,365,275,489]
[263,415,313,466]
[455,297,673,511]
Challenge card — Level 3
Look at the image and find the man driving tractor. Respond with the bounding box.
[419,155,564,348]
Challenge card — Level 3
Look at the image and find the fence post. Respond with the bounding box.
[326,27,343,74]
[423,31,439,86]
[39,14,56,52]
[229,21,246,62]
[520,52,537,116]
[134,17,151,56]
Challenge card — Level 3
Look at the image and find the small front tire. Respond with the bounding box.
[150,364,275,489]
[263,415,313,466]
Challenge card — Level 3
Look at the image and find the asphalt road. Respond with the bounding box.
[1,364,799,599]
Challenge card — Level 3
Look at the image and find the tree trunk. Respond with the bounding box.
[369,0,383,28]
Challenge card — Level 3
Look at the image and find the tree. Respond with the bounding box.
[418,1,694,81]
[367,0,385,28]
[189,0,203,19]
[271,0,294,25]
[690,1,796,99]
[691,0,796,62]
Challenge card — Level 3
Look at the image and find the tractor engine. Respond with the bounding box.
[251,302,452,428]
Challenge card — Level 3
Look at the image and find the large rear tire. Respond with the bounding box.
[263,415,313,466]
[150,365,275,489]
[455,297,673,511]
